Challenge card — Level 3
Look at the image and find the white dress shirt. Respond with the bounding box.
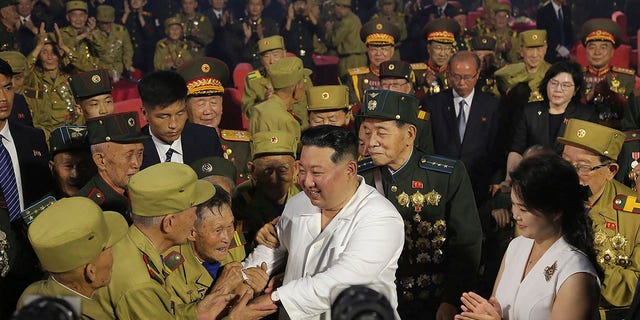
[149,129,184,164]
[453,88,475,123]
[0,123,24,210]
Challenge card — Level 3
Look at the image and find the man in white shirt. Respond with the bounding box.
[244,125,404,319]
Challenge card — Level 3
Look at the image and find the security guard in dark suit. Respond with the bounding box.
[76,112,149,222]
[358,89,482,320]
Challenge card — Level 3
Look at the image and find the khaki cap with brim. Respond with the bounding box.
[557,119,625,160]
[128,162,216,217]
[96,5,115,23]
[492,3,511,13]
[87,112,149,144]
[258,35,286,54]
[268,57,312,89]
[307,85,350,112]
[28,197,128,273]
[66,0,88,13]
[190,156,237,182]
[0,51,26,73]
[164,16,182,28]
[357,89,424,127]
[580,18,624,49]
[519,29,547,47]
[251,130,297,159]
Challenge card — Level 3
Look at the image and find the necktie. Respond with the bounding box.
[165,148,174,162]
[558,8,566,46]
[557,7,564,24]
[437,7,443,17]
[458,100,467,141]
[0,137,20,221]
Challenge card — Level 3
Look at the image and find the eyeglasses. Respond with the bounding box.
[449,72,478,82]
[548,79,575,91]
[573,162,610,175]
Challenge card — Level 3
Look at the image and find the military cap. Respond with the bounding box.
[470,36,497,51]
[492,3,511,13]
[307,85,350,112]
[357,89,423,127]
[557,119,625,160]
[447,6,467,18]
[335,0,351,6]
[0,51,26,74]
[96,5,115,23]
[580,18,624,48]
[66,0,88,13]
[258,35,286,54]
[49,126,89,156]
[421,18,460,44]
[86,112,148,144]
[379,60,414,82]
[69,69,112,100]
[360,19,400,46]
[268,56,312,89]
[190,157,237,182]
[28,197,128,273]
[129,162,216,217]
[519,29,547,47]
[178,57,229,96]
[251,130,297,159]
[0,58,12,77]
[164,16,182,28]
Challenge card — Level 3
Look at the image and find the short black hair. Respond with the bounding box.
[0,59,13,78]
[539,60,585,103]
[300,125,357,163]
[138,71,187,110]
[194,184,232,228]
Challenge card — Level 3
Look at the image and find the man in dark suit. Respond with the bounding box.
[421,51,502,206]
[138,70,223,169]
[0,58,51,319]
[536,0,573,63]
[16,0,50,56]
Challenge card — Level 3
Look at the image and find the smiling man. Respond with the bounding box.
[244,125,404,319]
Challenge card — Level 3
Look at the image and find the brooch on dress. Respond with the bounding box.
[544,261,557,281]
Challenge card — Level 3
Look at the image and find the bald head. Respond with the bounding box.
[448,51,480,71]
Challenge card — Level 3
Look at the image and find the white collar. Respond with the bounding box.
[149,127,183,155]
[0,121,12,143]
[453,88,475,104]
[551,1,562,11]
[50,276,93,300]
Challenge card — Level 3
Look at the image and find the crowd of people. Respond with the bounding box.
[1,0,640,319]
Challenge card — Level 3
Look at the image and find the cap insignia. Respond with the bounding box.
[91,75,101,83]
[375,23,383,30]
[201,63,210,73]
[127,117,135,127]
[321,92,330,100]
[532,34,538,40]
[202,162,213,173]
[271,136,279,143]
[577,128,586,138]
[388,64,395,70]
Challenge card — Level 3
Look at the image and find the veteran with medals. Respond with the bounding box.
[559,119,640,319]
[358,89,481,319]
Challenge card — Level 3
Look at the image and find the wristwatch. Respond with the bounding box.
[270,290,280,303]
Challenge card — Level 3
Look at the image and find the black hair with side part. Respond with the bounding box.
[0,59,12,78]
[539,60,585,103]
[300,125,357,164]
[138,71,187,110]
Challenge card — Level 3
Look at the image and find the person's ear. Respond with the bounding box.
[84,263,97,283]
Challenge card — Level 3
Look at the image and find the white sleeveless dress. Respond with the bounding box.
[494,236,597,319]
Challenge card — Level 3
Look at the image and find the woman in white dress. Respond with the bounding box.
[455,153,602,320]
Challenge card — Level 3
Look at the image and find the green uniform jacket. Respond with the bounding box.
[581,66,637,130]
[590,180,640,308]
[220,129,252,184]
[232,179,300,252]
[412,62,450,97]
[615,128,640,186]
[344,66,379,105]
[92,24,134,75]
[176,13,214,59]
[241,68,311,129]
[324,11,367,77]
[75,174,130,222]
[494,61,551,102]
[164,244,213,305]
[479,26,519,65]
[18,277,114,320]
[249,94,302,143]
[59,26,101,73]
[95,226,197,319]
[361,151,482,311]
[153,38,192,71]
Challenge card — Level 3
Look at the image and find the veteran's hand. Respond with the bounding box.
[244,262,269,293]
[227,289,278,320]
[213,262,244,293]
[196,287,235,320]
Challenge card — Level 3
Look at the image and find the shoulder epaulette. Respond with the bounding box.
[371,14,379,19]
[419,154,456,174]
[247,70,262,80]
[221,129,250,142]
[23,88,43,99]
[410,63,428,70]
[199,15,206,22]
[228,230,247,249]
[162,251,185,272]
[87,188,105,205]
[624,130,640,142]
[613,194,640,214]
[158,40,167,48]
[417,109,430,121]
[142,11,151,16]
[612,66,636,76]
[20,195,56,225]
[357,157,377,174]
[348,66,370,75]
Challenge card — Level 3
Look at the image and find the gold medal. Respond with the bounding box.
[611,79,620,89]
[397,192,410,207]
[610,233,628,250]
[434,220,446,234]
[425,189,442,206]
[411,191,425,208]
[594,230,607,246]
[413,213,422,223]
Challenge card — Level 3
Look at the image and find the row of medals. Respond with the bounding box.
[595,229,631,267]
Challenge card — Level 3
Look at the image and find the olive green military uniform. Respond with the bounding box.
[558,119,640,317]
[358,90,482,318]
[470,36,500,97]
[412,62,450,97]
[154,38,192,71]
[324,8,367,77]
[96,162,216,319]
[18,197,127,320]
[370,9,407,60]
[479,4,519,65]
[93,28,134,75]
[0,23,19,52]
[220,130,252,183]
[76,175,129,219]
[59,1,101,73]
[163,244,213,305]
[174,12,214,59]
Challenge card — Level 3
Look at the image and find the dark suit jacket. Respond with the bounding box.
[141,122,223,169]
[9,94,33,127]
[422,89,503,205]
[510,101,598,155]
[536,2,574,63]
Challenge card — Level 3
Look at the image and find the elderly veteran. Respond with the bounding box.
[59,0,101,73]
[559,119,640,319]
[344,18,400,105]
[95,162,249,319]
[307,85,351,127]
[179,57,251,184]
[154,16,192,72]
[249,56,311,144]
[70,69,115,120]
[242,35,312,127]
[0,51,33,126]
[49,126,94,199]
[17,197,128,320]
[324,0,367,78]
[76,112,148,220]
[358,89,481,319]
